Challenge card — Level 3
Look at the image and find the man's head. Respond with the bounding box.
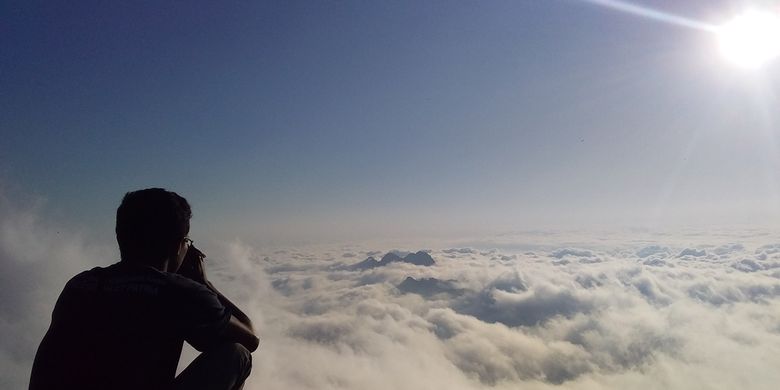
[116,188,192,267]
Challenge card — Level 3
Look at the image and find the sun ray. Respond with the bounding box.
[581,0,717,32]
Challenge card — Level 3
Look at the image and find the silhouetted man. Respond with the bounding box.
[30,188,259,390]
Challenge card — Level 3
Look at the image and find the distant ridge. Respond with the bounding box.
[349,251,435,270]
[397,276,464,297]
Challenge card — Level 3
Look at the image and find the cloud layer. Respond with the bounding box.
[3,194,780,389]
[234,237,780,389]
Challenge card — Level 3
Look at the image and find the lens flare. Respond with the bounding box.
[717,10,780,69]
[581,1,780,69]
[582,0,716,32]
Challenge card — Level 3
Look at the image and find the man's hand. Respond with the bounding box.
[177,245,208,285]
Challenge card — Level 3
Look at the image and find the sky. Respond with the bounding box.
[2,0,780,245]
[3,2,780,389]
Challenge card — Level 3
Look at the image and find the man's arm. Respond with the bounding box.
[205,281,253,328]
[205,280,260,352]
[178,246,260,352]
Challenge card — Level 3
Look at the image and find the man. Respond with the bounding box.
[30,188,259,390]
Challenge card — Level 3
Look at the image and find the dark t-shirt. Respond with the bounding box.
[29,262,231,390]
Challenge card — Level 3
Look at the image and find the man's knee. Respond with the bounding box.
[222,343,252,379]
[210,342,252,385]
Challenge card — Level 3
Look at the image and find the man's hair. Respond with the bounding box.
[116,188,192,264]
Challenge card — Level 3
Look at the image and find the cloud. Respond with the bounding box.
[426,308,593,384]
[550,248,602,264]
[455,284,595,327]
[755,244,780,260]
[678,248,707,258]
[713,243,745,256]
[0,191,114,388]
[397,277,465,298]
[636,245,669,258]
[550,248,596,259]
[3,191,780,389]
[733,259,763,272]
[444,248,477,255]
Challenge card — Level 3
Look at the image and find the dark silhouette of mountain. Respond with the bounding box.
[349,251,435,270]
[401,251,436,266]
[397,277,464,297]
[379,252,403,265]
[349,256,380,270]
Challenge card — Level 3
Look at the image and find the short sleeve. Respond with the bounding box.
[167,275,231,351]
[51,268,102,325]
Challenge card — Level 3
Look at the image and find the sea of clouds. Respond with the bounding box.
[3,192,780,389]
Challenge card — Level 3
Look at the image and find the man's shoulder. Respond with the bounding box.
[63,265,109,291]
[165,270,205,288]
[63,262,211,298]
[64,263,173,293]
[68,262,128,281]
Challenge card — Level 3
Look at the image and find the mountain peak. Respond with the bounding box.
[350,251,436,270]
[402,251,435,266]
[379,252,404,265]
[397,276,463,297]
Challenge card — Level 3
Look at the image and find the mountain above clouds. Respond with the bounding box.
[397,276,464,297]
[349,251,435,270]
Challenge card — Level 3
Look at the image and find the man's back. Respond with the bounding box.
[30,261,230,390]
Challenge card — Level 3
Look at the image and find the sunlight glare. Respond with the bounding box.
[718,10,780,69]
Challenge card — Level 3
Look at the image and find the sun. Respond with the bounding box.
[717,10,780,69]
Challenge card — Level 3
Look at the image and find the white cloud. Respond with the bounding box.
[246,241,780,389]
[3,192,780,389]
[0,191,114,388]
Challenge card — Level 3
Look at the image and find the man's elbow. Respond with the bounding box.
[246,335,260,352]
[225,315,259,352]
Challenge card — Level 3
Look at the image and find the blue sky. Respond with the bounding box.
[2,0,779,244]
